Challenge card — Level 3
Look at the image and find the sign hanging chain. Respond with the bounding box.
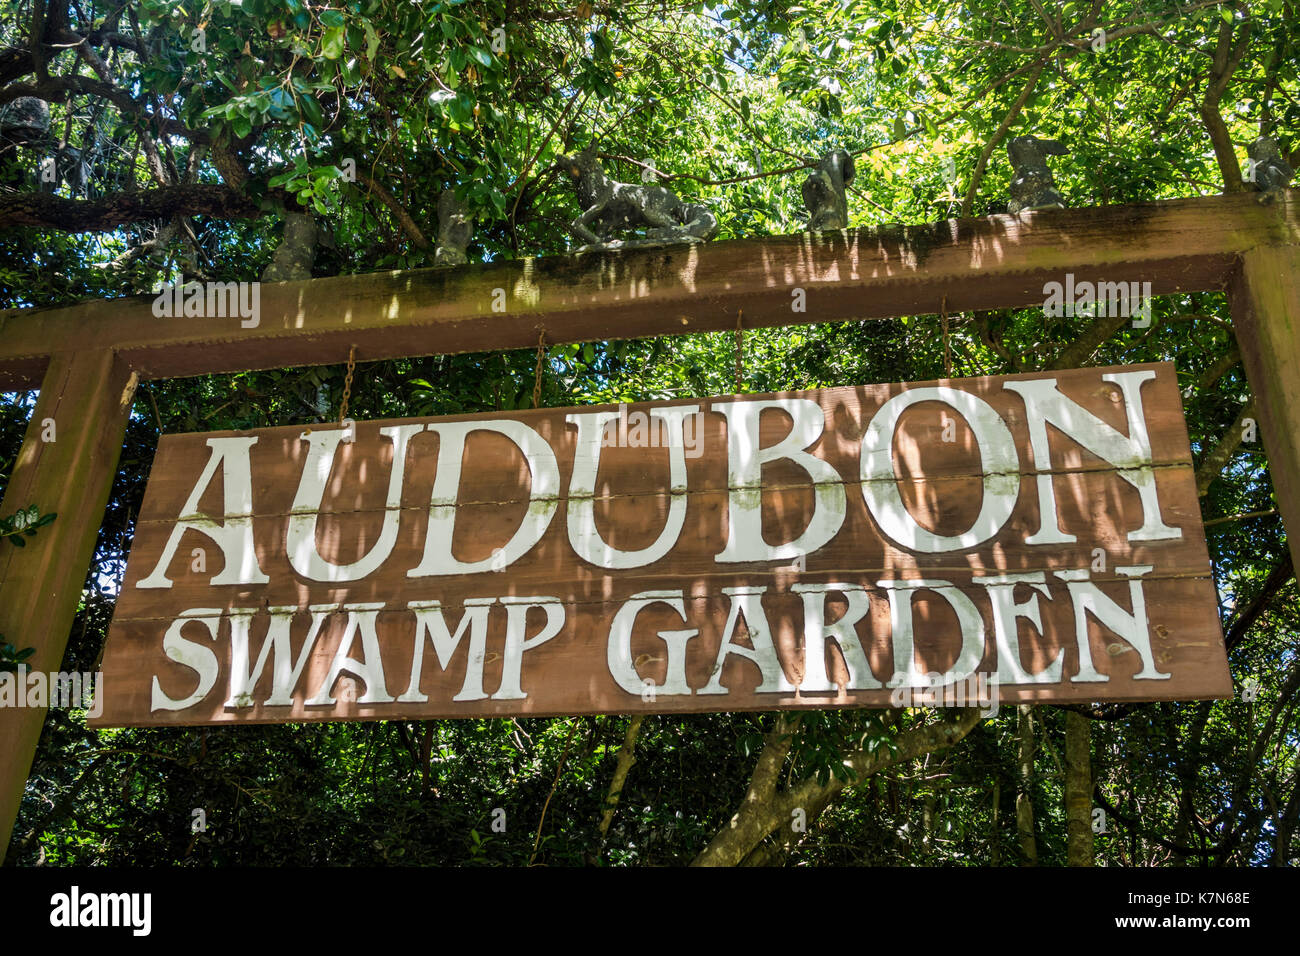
[940,296,952,379]
[338,345,356,425]
[734,310,744,392]
[533,327,547,408]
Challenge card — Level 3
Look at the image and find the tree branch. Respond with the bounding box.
[1047,312,1130,370]
[1196,398,1256,495]
[352,168,431,251]
[693,709,981,866]
[597,714,645,847]
[961,60,1047,217]
[0,184,264,231]
[1223,550,1294,652]
[0,75,199,141]
[1199,10,1251,192]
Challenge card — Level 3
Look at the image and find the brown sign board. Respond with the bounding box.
[91,362,1232,727]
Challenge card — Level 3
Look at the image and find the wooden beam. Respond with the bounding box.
[2,190,1297,391]
[1229,245,1300,576]
[0,351,137,863]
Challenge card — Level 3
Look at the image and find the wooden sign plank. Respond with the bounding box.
[91,362,1232,726]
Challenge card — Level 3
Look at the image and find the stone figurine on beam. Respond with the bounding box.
[802,148,856,231]
[1006,135,1068,214]
[1246,135,1294,204]
[434,188,473,265]
[556,145,719,252]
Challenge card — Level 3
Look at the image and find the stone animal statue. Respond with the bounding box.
[555,145,719,250]
[261,211,318,281]
[434,188,472,265]
[1246,135,1294,203]
[1006,135,1068,214]
[0,97,50,147]
[38,144,90,196]
[801,148,855,231]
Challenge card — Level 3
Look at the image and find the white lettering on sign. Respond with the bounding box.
[98,365,1225,726]
[860,387,1019,552]
[138,438,269,588]
[566,407,699,568]
[287,425,423,581]
[1003,370,1180,544]
[713,399,847,563]
[409,420,561,576]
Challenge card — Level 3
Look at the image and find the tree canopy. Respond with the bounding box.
[1,0,1297,866]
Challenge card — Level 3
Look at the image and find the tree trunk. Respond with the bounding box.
[990,777,1001,866]
[1198,15,1250,192]
[737,790,834,867]
[1272,771,1299,866]
[692,710,982,866]
[597,714,645,846]
[1064,710,1094,866]
[1016,704,1038,866]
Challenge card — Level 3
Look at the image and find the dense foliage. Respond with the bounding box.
[1,0,1297,865]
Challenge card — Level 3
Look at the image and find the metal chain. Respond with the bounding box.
[338,345,356,424]
[940,296,952,378]
[734,309,744,392]
[533,328,547,408]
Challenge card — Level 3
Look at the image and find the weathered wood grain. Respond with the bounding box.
[0,352,137,845]
[1231,246,1300,578]
[3,189,1297,391]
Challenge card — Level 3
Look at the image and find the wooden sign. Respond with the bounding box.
[91,362,1231,727]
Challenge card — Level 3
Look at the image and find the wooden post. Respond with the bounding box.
[1230,245,1300,577]
[0,351,137,862]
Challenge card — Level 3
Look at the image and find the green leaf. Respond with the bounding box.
[323,26,345,59]
[300,94,325,128]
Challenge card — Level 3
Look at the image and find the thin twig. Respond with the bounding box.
[528,719,579,865]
